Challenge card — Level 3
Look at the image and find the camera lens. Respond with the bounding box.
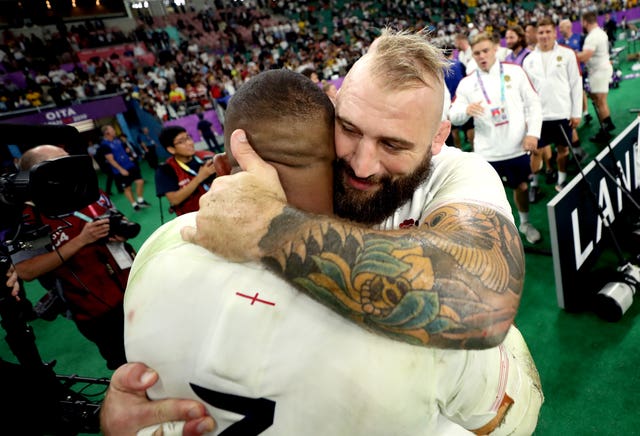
[114,220,141,240]
[594,281,635,322]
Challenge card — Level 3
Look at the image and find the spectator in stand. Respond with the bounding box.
[34,71,52,96]
[301,67,320,83]
[185,83,200,108]
[24,88,43,107]
[48,64,68,84]
[209,78,230,109]
[15,94,31,109]
[168,82,186,109]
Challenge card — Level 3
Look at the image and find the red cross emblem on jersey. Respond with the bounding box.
[236,292,276,306]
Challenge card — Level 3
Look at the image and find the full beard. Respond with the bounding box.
[333,155,433,226]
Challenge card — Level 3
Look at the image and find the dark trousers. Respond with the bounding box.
[75,305,126,370]
[203,135,223,153]
[145,146,159,169]
[100,166,123,195]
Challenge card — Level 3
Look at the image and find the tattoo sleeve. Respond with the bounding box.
[259,203,524,349]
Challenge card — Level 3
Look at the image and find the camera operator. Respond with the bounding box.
[12,145,138,370]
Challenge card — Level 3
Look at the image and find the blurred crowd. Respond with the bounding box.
[0,0,635,118]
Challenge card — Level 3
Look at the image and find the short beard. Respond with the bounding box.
[333,155,432,226]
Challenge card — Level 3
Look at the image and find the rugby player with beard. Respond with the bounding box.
[186,29,525,350]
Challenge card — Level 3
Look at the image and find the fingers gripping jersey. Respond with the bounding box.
[125,214,541,435]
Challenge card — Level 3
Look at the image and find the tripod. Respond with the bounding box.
[0,255,108,435]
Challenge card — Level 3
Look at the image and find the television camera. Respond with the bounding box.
[0,124,117,434]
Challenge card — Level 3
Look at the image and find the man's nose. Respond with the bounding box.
[350,138,381,178]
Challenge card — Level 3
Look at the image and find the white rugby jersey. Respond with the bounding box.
[378,144,513,230]
[583,26,611,72]
[125,211,541,435]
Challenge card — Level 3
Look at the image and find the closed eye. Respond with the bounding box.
[382,141,399,150]
[340,122,360,136]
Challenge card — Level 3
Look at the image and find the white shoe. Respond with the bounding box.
[519,222,541,244]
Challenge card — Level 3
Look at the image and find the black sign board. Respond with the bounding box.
[547,118,640,310]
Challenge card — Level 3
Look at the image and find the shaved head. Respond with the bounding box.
[19,145,68,171]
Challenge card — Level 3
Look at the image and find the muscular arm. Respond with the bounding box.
[258,202,524,349]
[185,131,524,349]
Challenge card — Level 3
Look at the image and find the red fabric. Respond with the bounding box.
[21,192,129,321]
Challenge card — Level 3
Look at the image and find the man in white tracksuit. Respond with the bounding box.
[450,31,543,245]
[523,17,583,194]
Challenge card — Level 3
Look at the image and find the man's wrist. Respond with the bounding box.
[258,205,305,260]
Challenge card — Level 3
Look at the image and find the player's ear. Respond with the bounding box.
[213,152,232,176]
[431,120,451,156]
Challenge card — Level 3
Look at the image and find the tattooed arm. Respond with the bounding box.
[258,203,524,349]
[183,131,524,349]
[188,190,524,348]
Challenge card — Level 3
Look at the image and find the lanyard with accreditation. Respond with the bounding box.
[176,156,211,191]
[476,62,509,127]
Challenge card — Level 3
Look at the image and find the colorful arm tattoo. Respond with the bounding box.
[259,202,524,349]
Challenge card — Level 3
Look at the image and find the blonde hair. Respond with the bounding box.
[367,28,448,91]
[470,31,495,48]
